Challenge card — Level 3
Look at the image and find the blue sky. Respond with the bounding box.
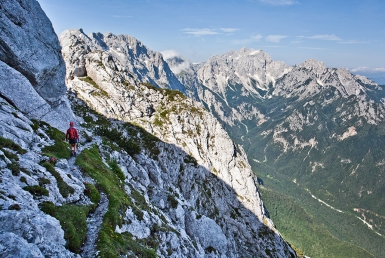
[38,0,385,83]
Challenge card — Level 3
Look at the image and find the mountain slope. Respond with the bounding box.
[0,1,296,257]
[172,48,385,257]
[59,29,297,257]
[0,0,75,131]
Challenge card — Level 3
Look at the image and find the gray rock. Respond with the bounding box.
[0,232,44,258]
[0,0,76,131]
[186,212,228,253]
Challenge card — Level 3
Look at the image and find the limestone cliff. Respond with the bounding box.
[0,0,75,131]
[0,1,296,257]
[59,29,296,257]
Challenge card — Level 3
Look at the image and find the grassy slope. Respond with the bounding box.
[253,160,384,258]
[219,84,385,257]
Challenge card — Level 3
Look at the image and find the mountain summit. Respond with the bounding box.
[0,1,296,257]
[173,46,385,257]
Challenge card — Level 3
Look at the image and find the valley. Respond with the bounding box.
[1,1,385,257]
[173,48,385,257]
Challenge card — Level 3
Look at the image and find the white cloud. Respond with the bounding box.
[160,50,180,60]
[257,0,297,6]
[350,67,385,73]
[160,50,191,74]
[170,62,191,74]
[182,28,239,37]
[265,35,287,43]
[220,28,239,33]
[232,34,263,45]
[309,34,341,41]
[182,28,220,36]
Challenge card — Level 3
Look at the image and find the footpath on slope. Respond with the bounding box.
[65,138,109,257]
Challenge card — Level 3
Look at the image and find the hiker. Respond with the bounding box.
[66,122,79,156]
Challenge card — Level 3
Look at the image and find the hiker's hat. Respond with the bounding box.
[70,122,74,126]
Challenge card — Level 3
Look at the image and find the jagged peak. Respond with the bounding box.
[298,59,327,72]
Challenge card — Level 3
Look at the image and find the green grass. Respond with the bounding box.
[0,136,27,154]
[108,160,125,181]
[0,137,27,177]
[40,162,74,198]
[38,121,71,159]
[84,182,101,205]
[39,201,91,253]
[79,76,109,97]
[75,145,157,257]
[260,186,374,258]
[23,185,49,197]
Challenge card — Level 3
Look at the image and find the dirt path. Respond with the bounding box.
[80,192,109,257]
[66,139,110,257]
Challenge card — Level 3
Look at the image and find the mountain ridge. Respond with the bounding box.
[170,40,385,257]
[0,2,297,257]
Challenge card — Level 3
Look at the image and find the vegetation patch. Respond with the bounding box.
[38,121,71,159]
[183,154,198,167]
[161,88,186,102]
[38,177,50,186]
[96,126,140,156]
[140,82,158,91]
[0,136,27,154]
[7,161,20,176]
[75,145,157,257]
[41,162,74,198]
[39,201,90,254]
[205,246,217,254]
[153,115,164,127]
[23,185,49,197]
[79,76,109,98]
[8,204,21,210]
[167,193,179,209]
[84,182,101,205]
[260,187,375,258]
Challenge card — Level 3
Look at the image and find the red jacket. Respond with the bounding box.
[66,127,79,141]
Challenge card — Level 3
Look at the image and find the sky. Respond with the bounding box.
[37,0,385,83]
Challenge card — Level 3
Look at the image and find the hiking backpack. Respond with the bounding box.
[67,127,78,140]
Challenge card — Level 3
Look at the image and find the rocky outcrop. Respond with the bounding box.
[0,1,296,256]
[0,96,79,257]
[59,29,185,92]
[59,31,296,257]
[0,0,75,131]
[170,44,385,257]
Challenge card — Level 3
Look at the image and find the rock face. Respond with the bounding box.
[169,47,385,256]
[59,30,296,257]
[0,2,296,257]
[0,96,79,257]
[0,0,75,131]
[59,29,185,92]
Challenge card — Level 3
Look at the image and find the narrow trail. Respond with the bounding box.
[65,138,109,257]
[80,192,109,258]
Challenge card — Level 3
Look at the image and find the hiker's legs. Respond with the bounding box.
[70,144,76,156]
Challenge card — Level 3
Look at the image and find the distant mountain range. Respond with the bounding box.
[61,28,385,257]
[1,0,384,256]
[351,72,385,85]
[168,46,385,257]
